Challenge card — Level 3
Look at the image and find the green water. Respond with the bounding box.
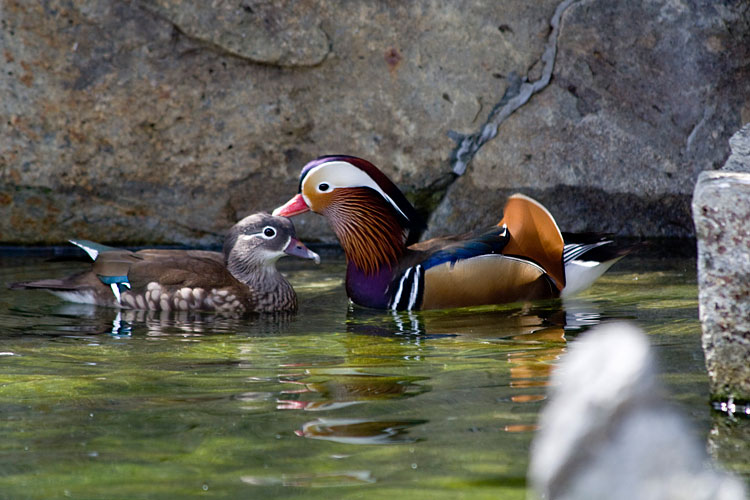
[0,253,746,499]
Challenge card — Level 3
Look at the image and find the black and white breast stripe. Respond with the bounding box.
[389,264,425,311]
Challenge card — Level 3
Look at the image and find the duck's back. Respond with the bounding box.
[121,250,257,314]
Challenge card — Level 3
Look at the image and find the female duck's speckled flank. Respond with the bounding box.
[274,155,630,311]
[10,213,320,314]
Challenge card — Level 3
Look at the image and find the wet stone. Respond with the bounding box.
[693,169,750,401]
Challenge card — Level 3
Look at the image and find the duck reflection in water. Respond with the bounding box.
[50,302,296,337]
[276,368,430,411]
[295,418,428,445]
[343,297,604,433]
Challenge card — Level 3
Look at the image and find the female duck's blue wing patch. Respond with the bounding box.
[70,240,141,305]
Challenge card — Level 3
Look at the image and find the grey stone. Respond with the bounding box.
[0,1,748,245]
[693,169,750,400]
[721,123,750,173]
[139,1,331,67]
[426,0,749,240]
[529,322,745,500]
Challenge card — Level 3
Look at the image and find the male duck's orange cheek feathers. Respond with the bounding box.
[499,194,566,291]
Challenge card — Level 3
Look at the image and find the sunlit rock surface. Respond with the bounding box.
[529,322,745,500]
[1,1,748,245]
[693,125,750,400]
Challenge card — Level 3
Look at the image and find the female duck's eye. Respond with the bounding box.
[263,227,276,238]
[318,183,330,192]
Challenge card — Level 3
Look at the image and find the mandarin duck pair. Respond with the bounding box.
[12,155,626,314]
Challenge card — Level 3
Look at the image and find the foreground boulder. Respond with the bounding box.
[529,322,744,500]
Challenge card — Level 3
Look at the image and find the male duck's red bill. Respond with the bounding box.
[275,155,631,311]
[273,193,310,218]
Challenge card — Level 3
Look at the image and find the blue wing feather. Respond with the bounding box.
[421,226,510,270]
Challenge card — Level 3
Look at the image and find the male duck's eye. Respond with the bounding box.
[263,227,276,238]
[318,183,330,192]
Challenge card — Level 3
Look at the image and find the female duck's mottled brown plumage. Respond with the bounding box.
[10,213,319,314]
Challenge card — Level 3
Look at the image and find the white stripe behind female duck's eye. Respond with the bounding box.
[240,227,278,241]
[304,161,410,222]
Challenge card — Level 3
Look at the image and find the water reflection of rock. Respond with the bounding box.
[295,418,427,444]
[708,413,750,480]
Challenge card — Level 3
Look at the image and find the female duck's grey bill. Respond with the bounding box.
[284,237,320,264]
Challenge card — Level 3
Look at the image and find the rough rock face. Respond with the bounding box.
[427,0,750,239]
[1,0,748,245]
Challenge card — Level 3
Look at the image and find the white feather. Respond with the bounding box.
[561,258,623,298]
[47,290,98,305]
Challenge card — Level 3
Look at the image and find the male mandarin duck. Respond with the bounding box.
[273,155,628,311]
[10,213,320,314]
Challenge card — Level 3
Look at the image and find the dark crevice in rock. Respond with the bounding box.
[412,0,581,227]
[448,0,579,177]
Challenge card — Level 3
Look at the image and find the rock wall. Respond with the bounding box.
[1,0,748,245]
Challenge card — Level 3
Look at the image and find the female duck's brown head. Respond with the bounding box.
[274,155,424,274]
[223,212,319,279]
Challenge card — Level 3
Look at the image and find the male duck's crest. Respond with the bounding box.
[275,155,424,276]
[277,155,424,232]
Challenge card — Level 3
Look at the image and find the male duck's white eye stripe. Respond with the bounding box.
[304,161,410,222]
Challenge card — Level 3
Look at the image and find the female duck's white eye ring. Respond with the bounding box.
[262,226,276,239]
[317,182,330,192]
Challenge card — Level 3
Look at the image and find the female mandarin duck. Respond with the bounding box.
[10,213,320,314]
[273,155,627,311]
